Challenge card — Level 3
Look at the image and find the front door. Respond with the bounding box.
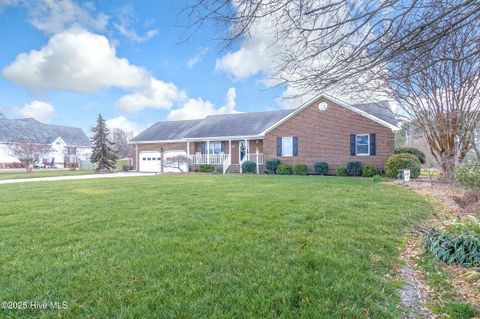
[239,141,247,162]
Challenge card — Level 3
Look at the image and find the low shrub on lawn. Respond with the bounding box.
[294,164,308,175]
[314,162,328,175]
[276,164,292,175]
[372,175,382,183]
[265,159,281,174]
[336,166,347,176]
[346,161,363,176]
[384,153,421,178]
[423,230,480,267]
[199,164,215,173]
[362,165,380,177]
[395,147,426,164]
[241,161,256,173]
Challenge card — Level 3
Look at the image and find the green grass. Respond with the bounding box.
[0,175,432,318]
[418,254,479,318]
[0,169,94,180]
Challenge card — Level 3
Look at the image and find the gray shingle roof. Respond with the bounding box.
[0,118,91,146]
[131,110,295,142]
[352,101,398,127]
[132,100,398,142]
[131,119,204,141]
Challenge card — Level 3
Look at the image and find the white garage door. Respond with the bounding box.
[139,151,161,172]
[164,150,187,173]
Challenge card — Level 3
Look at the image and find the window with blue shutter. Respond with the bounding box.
[350,135,356,156]
[277,137,282,156]
[370,134,376,156]
[293,136,298,156]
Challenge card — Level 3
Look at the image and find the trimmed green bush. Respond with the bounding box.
[199,164,215,173]
[453,162,480,189]
[362,165,380,177]
[423,230,480,267]
[395,147,426,164]
[294,164,308,175]
[385,153,421,178]
[336,166,347,176]
[265,159,281,174]
[346,161,363,176]
[372,175,382,183]
[276,164,292,175]
[314,162,329,175]
[241,161,256,173]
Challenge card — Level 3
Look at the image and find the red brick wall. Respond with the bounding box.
[263,97,395,174]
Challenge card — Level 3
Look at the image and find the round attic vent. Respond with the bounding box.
[318,102,328,110]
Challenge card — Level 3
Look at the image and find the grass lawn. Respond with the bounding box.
[0,169,95,180]
[0,175,431,318]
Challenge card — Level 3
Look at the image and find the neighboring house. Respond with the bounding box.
[131,94,399,174]
[0,118,91,168]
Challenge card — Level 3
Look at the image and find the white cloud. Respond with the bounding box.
[27,0,108,34]
[188,47,209,68]
[0,0,18,12]
[12,100,55,122]
[113,4,158,43]
[3,28,184,112]
[116,78,185,112]
[106,116,141,135]
[3,28,149,93]
[215,22,275,80]
[167,87,238,120]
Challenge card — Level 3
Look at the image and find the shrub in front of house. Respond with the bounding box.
[276,164,292,175]
[314,162,329,175]
[346,161,363,176]
[453,162,480,189]
[265,159,281,174]
[199,164,215,173]
[395,147,426,164]
[241,161,257,173]
[336,166,348,176]
[372,175,382,183]
[294,164,308,175]
[384,153,421,178]
[362,165,380,177]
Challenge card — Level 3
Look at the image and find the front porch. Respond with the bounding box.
[186,139,264,174]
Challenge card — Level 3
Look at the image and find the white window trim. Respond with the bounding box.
[282,136,293,157]
[356,134,370,156]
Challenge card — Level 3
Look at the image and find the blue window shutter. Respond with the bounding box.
[277,137,282,156]
[201,142,206,154]
[221,142,224,153]
[350,134,356,156]
[370,134,376,155]
[293,136,298,156]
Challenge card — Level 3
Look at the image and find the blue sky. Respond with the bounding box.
[0,0,288,135]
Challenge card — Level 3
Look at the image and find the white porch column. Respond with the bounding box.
[256,150,259,174]
[187,141,190,156]
[135,144,138,171]
[207,140,210,164]
[229,140,232,164]
[244,138,248,159]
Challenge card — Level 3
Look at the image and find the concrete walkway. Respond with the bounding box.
[0,172,156,185]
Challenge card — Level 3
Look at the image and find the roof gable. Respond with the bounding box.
[0,118,91,146]
[261,94,399,134]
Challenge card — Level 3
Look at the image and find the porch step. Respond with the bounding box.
[226,164,240,173]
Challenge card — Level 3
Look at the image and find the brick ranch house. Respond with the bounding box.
[131,94,399,174]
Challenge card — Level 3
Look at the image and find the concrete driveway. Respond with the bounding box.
[0,172,156,185]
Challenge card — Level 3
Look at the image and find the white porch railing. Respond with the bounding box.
[189,153,230,165]
[245,153,264,164]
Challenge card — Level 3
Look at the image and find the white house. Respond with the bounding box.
[0,118,91,169]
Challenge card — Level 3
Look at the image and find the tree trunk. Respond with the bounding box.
[439,154,456,179]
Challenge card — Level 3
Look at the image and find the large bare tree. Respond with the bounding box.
[387,21,480,177]
[111,128,134,159]
[182,0,480,96]
[8,139,52,172]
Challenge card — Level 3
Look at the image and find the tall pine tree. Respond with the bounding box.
[91,114,118,171]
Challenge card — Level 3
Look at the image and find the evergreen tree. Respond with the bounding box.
[90,114,118,171]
